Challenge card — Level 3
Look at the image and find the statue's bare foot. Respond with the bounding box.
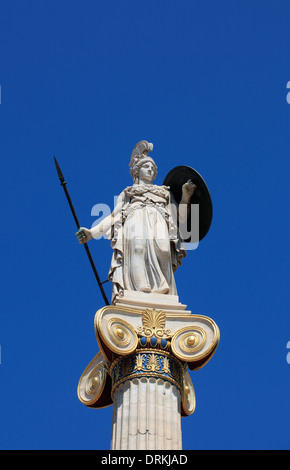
[156,287,170,294]
[140,286,151,293]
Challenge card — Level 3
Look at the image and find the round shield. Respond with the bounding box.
[163,165,213,242]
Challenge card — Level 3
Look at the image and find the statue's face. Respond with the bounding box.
[138,161,156,183]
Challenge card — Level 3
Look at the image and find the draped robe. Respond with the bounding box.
[106,184,186,304]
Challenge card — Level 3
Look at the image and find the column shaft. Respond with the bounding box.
[111,377,182,450]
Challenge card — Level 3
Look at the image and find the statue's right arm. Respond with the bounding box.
[76,192,125,244]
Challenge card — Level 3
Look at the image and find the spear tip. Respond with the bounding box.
[54,155,66,184]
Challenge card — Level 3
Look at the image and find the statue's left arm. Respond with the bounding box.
[178,180,196,224]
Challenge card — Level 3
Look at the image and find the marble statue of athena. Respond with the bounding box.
[76,140,196,304]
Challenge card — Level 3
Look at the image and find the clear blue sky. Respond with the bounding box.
[0,1,289,450]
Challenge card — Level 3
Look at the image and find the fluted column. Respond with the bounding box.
[111,377,182,450]
[109,348,184,450]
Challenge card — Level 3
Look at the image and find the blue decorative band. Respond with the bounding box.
[110,349,184,397]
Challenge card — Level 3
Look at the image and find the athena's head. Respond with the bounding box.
[129,140,157,183]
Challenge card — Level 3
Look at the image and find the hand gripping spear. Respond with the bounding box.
[54,156,109,306]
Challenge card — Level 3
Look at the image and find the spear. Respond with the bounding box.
[54,156,109,306]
